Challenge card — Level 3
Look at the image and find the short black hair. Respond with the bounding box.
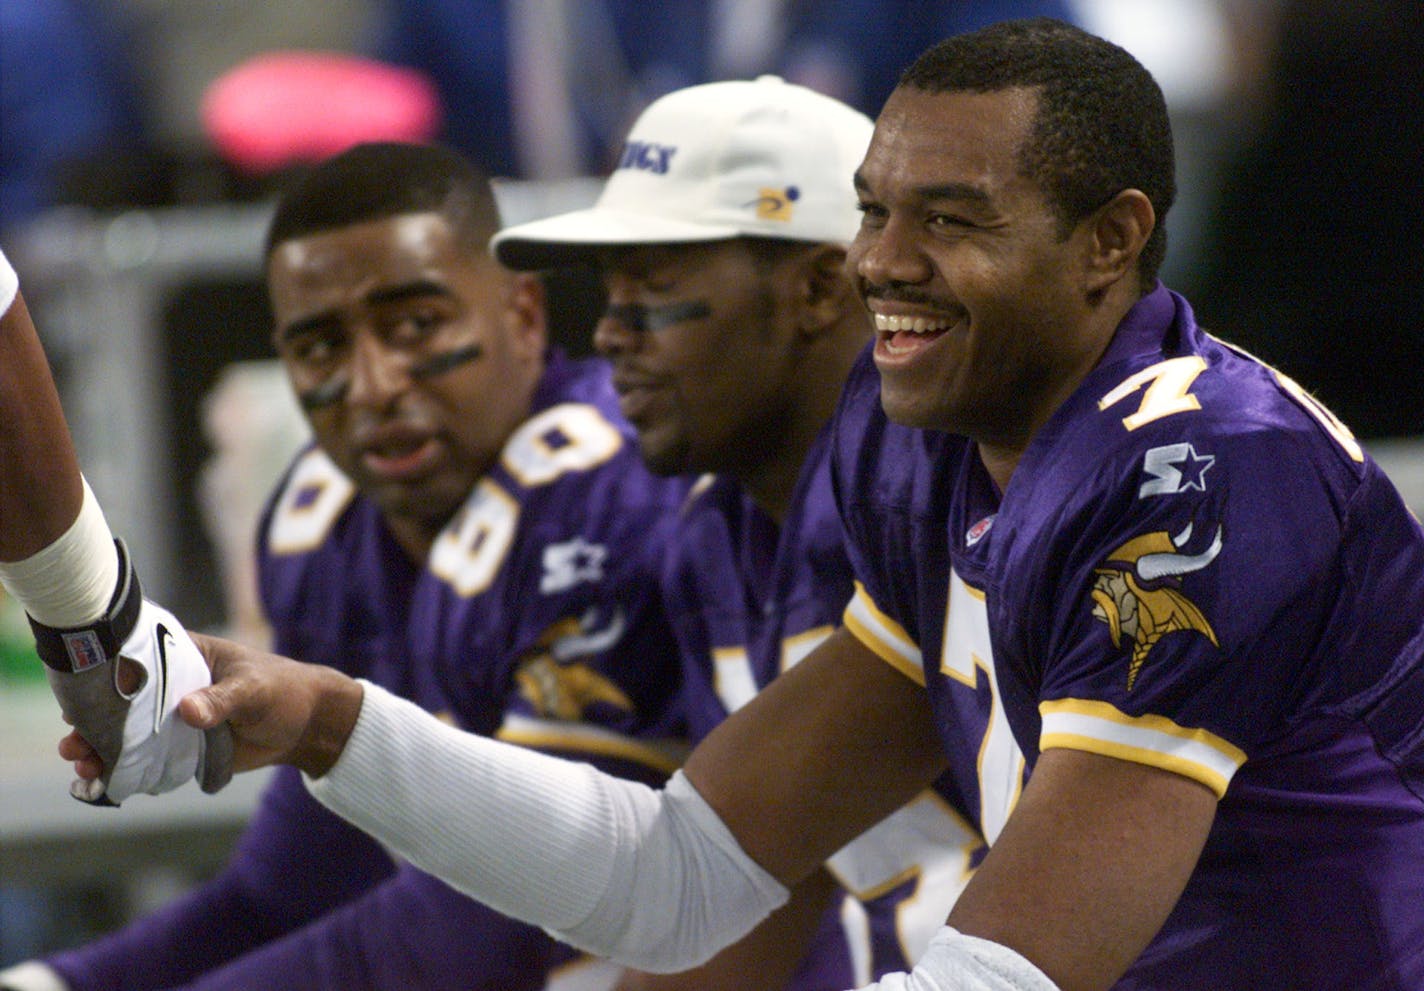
[899,18,1175,288]
[264,142,501,258]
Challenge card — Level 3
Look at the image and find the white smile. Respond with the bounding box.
[873,313,955,334]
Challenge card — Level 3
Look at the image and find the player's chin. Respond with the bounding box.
[879,365,980,434]
[633,430,693,478]
[372,476,469,530]
[878,383,946,431]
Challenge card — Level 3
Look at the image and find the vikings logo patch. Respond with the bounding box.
[1090,523,1222,689]
[515,609,633,720]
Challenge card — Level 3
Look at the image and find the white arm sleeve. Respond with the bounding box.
[307,682,790,971]
[869,927,1061,991]
[0,478,118,627]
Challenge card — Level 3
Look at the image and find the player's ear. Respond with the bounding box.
[796,243,854,338]
[1083,188,1154,295]
[504,271,549,358]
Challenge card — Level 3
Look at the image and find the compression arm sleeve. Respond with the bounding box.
[307,682,790,972]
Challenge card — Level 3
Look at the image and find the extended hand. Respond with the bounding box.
[35,544,233,805]
[62,633,364,783]
[179,633,366,777]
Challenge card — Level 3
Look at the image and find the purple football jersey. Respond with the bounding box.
[409,353,691,787]
[662,428,990,986]
[257,446,419,689]
[45,353,683,991]
[834,285,1424,989]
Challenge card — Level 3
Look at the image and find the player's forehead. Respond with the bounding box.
[267,212,489,314]
[857,86,1038,202]
[594,240,745,281]
[271,212,460,279]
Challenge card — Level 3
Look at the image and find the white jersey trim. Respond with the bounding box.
[1039,698,1245,798]
[843,582,925,686]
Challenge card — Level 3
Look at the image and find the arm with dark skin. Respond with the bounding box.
[683,628,951,885]
[0,291,84,562]
[941,750,1215,990]
[692,650,1217,989]
[136,627,849,991]
[687,631,1217,991]
[4,273,226,790]
[0,289,145,693]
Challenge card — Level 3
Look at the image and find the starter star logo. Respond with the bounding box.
[1139,442,1215,498]
[540,537,608,593]
[1090,523,1222,689]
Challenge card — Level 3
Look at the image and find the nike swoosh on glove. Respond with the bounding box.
[28,540,234,806]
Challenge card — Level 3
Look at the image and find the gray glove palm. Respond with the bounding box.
[31,541,233,805]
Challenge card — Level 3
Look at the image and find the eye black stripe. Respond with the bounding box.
[604,300,712,334]
[410,343,484,379]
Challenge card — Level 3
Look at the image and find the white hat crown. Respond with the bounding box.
[492,76,873,269]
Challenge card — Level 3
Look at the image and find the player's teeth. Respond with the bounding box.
[873,314,950,334]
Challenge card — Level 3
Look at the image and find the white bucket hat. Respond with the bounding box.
[491,75,873,270]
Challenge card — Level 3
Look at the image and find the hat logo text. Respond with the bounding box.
[617,141,677,175]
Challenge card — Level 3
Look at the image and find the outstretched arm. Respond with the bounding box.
[0,245,230,804]
[169,626,1218,991]
[165,628,945,974]
[0,249,90,561]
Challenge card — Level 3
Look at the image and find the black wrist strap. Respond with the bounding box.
[28,539,143,673]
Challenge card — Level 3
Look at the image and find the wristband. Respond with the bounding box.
[28,539,140,674]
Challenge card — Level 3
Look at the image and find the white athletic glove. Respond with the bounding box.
[29,541,233,806]
[0,961,69,991]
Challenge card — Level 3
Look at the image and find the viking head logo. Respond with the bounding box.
[515,609,633,720]
[1091,523,1222,690]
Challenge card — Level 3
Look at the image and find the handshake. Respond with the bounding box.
[33,541,364,805]
[34,541,233,806]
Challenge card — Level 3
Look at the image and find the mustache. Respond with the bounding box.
[861,284,949,308]
[296,343,485,411]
